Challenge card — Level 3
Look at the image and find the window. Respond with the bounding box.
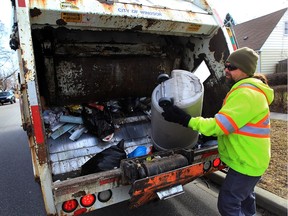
[285,21,288,35]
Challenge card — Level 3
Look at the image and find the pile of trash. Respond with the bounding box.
[43,97,153,175]
[43,97,151,142]
[43,106,88,141]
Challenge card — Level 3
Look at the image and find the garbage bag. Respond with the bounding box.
[81,139,126,175]
[81,104,114,140]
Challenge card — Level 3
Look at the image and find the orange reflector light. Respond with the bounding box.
[74,208,87,216]
[62,199,78,213]
[213,158,221,167]
[80,194,96,207]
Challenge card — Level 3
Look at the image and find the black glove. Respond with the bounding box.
[161,105,191,127]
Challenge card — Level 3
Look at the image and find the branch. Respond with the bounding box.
[1,68,18,81]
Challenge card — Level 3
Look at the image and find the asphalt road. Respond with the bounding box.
[0,101,46,215]
[0,101,272,216]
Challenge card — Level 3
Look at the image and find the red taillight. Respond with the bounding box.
[62,199,78,213]
[80,194,96,207]
[213,158,221,167]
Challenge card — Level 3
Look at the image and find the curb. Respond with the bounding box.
[270,112,288,121]
[206,171,288,216]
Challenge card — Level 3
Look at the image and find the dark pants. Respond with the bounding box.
[217,168,261,216]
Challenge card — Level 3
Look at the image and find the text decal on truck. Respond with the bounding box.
[117,7,162,17]
[61,13,82,23]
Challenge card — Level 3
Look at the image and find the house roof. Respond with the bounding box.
[233,8,287,50]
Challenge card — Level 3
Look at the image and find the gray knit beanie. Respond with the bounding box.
[227,47,258,76]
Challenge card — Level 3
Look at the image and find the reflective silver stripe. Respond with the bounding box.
[215,113,236,133]
[237,125,270,137]
[217,83,270,137]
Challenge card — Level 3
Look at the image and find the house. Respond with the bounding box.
[232,8,288,74]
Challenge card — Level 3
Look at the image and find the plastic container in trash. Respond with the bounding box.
[151,69,204,150]
[127,146,151,158]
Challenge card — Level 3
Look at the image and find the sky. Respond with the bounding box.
[0,0,13,29]
[0,0,287,27]
[209,0,287,24]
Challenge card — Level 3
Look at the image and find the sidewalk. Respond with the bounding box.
[207,171,288,216]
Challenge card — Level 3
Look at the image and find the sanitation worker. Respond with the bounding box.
[162,47,274,216]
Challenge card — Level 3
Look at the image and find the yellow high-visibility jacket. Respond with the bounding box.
[188,77,274,176]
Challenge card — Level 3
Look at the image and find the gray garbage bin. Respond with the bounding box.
[151,69,204,150]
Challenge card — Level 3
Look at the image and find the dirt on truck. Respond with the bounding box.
[11,0,234,215]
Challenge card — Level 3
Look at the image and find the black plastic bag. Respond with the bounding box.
[81,104,114,140]
[80,139,126,175]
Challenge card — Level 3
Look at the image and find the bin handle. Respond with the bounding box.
[157,74,173,108]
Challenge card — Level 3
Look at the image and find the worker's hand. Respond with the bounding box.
[161,105,191,127]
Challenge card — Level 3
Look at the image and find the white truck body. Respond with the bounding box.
[11,0,234,215]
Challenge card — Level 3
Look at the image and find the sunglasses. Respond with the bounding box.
[224,63,238,71]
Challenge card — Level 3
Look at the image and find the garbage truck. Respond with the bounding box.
[11,0,235,215]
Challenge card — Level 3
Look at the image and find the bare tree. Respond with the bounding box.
[0,22,10,65]
[0,20,18,91]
